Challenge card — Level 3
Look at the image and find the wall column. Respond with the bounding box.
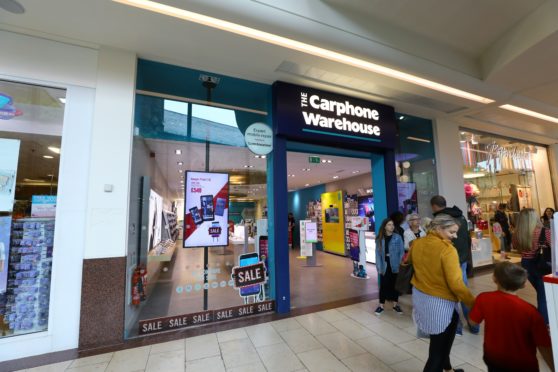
[433,119,467,215]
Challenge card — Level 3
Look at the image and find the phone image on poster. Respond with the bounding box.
[239,253,261,297]
[189,207,203,225]
[215,197,226,217]
[259,236,269,273]
[200,195,214,221]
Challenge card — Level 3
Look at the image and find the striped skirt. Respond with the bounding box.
[412,287,457,335]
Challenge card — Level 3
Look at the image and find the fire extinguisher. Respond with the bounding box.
[131,269,141,305]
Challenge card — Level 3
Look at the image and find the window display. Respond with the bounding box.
[460,130,554,266]
[0,79,65,338]
[126,83,272,337]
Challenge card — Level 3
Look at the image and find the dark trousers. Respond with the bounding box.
[379,257,399,304]
[424,311,459,372]
[522,258,549,324]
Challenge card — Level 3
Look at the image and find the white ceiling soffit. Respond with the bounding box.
[276,61,467,114]
[2,1,558,141]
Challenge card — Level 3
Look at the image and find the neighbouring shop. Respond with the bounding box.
[460,130,555,268]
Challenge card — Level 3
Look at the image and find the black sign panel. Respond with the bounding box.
[232,262,267,288]
[273,81,397,150]
[139,301,275,335]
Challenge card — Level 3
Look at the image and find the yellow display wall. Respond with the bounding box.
[321,190,345,255]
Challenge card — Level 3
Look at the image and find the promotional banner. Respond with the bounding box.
[31,195,57,217]
[299,220,313,257]
[0,216,11,293]
[305,221,318,243]
[147,190,163,252]
[184,171,229,248]
[0,138,20,212]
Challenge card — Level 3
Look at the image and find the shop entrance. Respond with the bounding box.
[286,150,379,309]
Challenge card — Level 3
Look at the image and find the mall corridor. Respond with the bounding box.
[15,272,550,372]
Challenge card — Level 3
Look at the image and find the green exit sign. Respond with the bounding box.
[308,156,321,164]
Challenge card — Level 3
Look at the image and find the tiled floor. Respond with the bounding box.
[19,272,552,372]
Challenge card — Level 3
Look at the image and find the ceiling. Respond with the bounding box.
[144,137,373,201]
[1,0,558,144]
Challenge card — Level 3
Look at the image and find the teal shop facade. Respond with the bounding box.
[126,59,438,337]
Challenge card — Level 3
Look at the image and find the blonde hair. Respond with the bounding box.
[428,214,459,233]
[514,208,541,252]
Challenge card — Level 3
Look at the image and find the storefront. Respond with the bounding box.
[125,59,438,337]
[459,130,555,268]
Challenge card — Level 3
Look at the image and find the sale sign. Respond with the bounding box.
[184,171,229,248]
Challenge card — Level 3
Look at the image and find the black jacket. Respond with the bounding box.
[433,206,471,264]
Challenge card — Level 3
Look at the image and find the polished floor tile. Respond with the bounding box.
[219,338,261,369]
[315,332,366,360]
[185,333,220,361]
[270,317,302,333]
[279,328,323,354]
[148,339,185,355]
[145,349,184,372]
[356,335,414,366]
[106,346,151,372]
[245,323,284,348]
[257,342,304,372]
[185,356,225,372]
[341,352,393,372]
[68,354,113,369]
[330,318,376,341]
[297,348,351,372]
[66,362,109,372]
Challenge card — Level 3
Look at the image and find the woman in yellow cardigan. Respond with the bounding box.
[408,214,475,372]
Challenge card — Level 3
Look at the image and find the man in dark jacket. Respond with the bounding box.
[431,195,479,335]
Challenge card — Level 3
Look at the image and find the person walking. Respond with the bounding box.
[408,214,475,372]
[375,218,405,315]
[431,195,478,335]
[494,203,511,253]
[403,213,426,251]
[541,207,555,229]
[469,262,553,372]
[513,208,551,324]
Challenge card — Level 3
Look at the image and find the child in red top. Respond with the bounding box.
[469,262,553,372]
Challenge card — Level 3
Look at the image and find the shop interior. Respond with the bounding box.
[0,79,65,338]
[460,130,554,267]
[286,151,380,309]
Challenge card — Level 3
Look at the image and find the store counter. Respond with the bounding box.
[543,275,558,366]
[471,237,493,268]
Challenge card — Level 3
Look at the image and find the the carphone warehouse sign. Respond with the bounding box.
[273,81,397,149]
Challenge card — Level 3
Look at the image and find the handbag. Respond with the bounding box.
[395,262,414,294]
[535,227,551,275]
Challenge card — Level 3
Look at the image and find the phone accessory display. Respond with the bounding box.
[3,218,54,334]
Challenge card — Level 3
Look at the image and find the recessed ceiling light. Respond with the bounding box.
[178,169,183,173]
[180,180,184,183]
[177,161,183,166]
[327,160,332,163]
[113,0,494,104]
[407,136,431,143]
[0,0,25,14]
[302,168,311,171]
[255,155,267,159]
[48,146,60,154]
[43,155,54,159]
[175,149,182,155]
[399,115,404,120]
[352,170,360,174]
[321,159,327,163]
[244,165,254,168]
[499,104,558,124]
[332,175,339,179]
[304,183,310,187]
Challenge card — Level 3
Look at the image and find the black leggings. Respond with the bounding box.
[379,257,399,304]
[424,311,459,372]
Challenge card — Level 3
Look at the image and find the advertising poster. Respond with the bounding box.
[358,195,375,231]
[0,216,11,293]
[348,229,360,262]
[305,222,318,243]
[31,195,57,217]
[184,171,229,248]
[147,190,163,252]
[397,182,418,214]
[299,220,313,256]
[0,138,20,212]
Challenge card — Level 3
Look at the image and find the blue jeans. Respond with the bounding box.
[457,262,479,333]
[522,257,549,324]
